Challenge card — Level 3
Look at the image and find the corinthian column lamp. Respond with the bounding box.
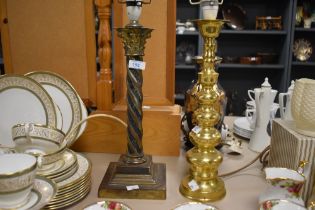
[98,0,166,200]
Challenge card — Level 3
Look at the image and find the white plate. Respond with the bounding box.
[11,176,57,210]
[57,152,91,189]
[172,202,219,210]
[233,117,253,133]
[69,96,88,146]
[26,71,82,144]
[0,75,57,147]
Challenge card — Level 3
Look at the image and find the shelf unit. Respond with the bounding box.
[288,0,315,82]
[175,0,294,115]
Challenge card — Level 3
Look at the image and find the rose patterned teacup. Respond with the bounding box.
[259,161,309,207]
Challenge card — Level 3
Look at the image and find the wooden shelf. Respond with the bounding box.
[220,30,287,35]
[295,27,315,32]
[218,63,285,69]
[292,61,315,66]
[175,64,196,69]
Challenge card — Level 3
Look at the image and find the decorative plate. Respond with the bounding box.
[222,4,246,30]
[293,39,313,61]
[26,71,83,145]
[0,75,57,147]
[84,201,132,210]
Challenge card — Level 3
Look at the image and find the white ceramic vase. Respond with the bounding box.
[291,78,315,137]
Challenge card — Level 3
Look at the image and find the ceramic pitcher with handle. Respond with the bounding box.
[249,78,277,152]
[279,81,295,121]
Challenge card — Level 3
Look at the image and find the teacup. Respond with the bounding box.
[0,153,37,209]
[264,167,305,202]
[12,123,66,166]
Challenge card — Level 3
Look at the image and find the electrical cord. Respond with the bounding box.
[219,145,270,177]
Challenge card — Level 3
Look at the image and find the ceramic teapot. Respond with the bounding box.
[248,78,277,152]
[279,81,295,121]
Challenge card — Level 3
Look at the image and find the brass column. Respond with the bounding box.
[179,20,226,202]
[117,26,152,164]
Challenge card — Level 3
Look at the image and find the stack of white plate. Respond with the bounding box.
[0,72,88,148]
[0,72,90,209]
[233,117,253,139]
[44,152,91,209]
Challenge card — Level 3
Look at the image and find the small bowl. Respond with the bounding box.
[12,123,66,165]
[0,153,37,209]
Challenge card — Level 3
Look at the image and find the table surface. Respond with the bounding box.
[69,117,268,210]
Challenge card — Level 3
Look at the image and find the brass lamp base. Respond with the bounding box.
[98,155,166,200]
[179,175,226,202]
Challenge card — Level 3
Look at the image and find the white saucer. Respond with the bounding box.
[233,117,253,132]
[3,176,57,210]
[259,187,305,207]
[259,199,306,210]
[38,149,77,178]
[172,202,219,210]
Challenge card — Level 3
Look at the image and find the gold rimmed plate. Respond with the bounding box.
[12,176,57,210]
[49,180,91,205]
[26,71,83,146]
[45,183,90,209]
[0,75,57,147]
[37,149,77,179]
[56,153,91,189]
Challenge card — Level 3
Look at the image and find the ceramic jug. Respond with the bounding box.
[249,78,277,152]
[279,81,295,121]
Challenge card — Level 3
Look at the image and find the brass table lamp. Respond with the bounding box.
[98,0,166,200]
[179,0,227,202]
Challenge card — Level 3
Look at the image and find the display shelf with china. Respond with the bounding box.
[175,0,293,115]
[175,0,201,106]
[288,0,315,82]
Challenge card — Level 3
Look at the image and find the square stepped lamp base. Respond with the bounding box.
[98,155,166,200]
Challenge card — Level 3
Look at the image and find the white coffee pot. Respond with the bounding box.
[249,78,278,152]
[279,80,295,121]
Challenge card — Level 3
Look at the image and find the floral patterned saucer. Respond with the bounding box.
[84,201,132,210]
[260,199,306,210]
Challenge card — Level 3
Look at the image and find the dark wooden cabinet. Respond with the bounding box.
[175,0,314,115]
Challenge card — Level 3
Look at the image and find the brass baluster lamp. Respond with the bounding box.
[179,0,227,202]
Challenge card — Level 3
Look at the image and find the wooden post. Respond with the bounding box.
[95,0,112,110]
